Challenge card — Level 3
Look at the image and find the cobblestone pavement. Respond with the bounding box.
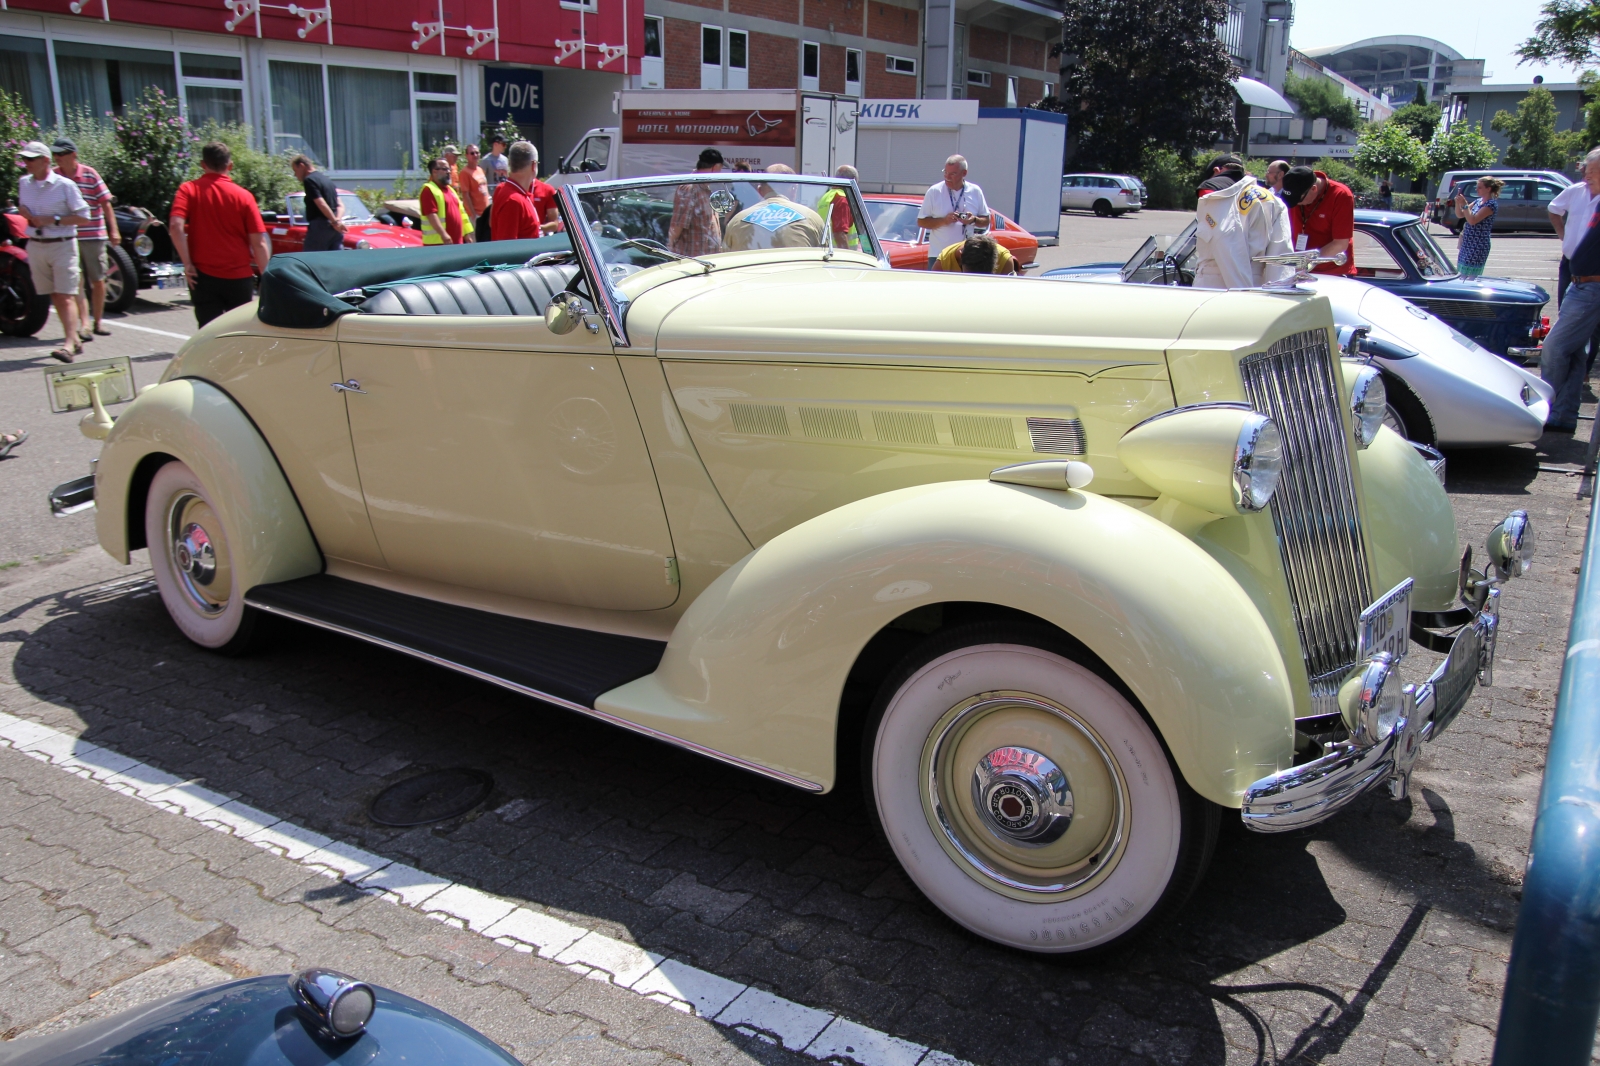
[0,224,1590,1065]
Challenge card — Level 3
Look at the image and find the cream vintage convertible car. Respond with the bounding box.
[62,174,1531,955]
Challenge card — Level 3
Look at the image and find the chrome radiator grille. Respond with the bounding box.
[1240,329,1373,716]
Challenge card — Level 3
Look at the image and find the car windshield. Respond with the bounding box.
[1393,223,1457,279]
[1121,221,1197,284]
[864,200,923,243]
[284,193,374,225]
[569,176,880,263]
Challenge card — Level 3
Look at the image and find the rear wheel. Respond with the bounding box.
[1093,199,1114,218]
[103,243,138,313]
[863,622,1218,954]
[144,461,264,654]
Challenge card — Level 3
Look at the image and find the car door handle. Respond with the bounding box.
[330,379,366,394]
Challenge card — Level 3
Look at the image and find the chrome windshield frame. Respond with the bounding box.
[554,173,887,349]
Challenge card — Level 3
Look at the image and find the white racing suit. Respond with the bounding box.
[1193,176,1294,289]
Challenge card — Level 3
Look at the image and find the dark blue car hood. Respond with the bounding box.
[1402,275,1549,305]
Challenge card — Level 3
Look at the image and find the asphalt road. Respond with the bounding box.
[0,221,1589,1066]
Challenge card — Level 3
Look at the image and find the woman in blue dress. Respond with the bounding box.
[1453,176,1503,277]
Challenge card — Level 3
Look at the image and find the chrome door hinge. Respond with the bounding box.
[664,557,680,586]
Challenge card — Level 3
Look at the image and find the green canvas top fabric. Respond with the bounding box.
[257,236,572,329]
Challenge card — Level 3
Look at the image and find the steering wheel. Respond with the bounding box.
[588,221,628,241]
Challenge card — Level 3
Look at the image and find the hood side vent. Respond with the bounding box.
[950,414,1018,450]
[1027,416,1087,455]
[730,403,790,436]
[872,410,939,445]
[799,406,864,440]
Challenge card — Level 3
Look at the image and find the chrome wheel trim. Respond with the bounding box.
[166,492,230,615]
[921,691,1129,902]
[103,257,125,306]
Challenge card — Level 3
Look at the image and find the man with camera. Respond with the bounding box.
[918,155,990,269]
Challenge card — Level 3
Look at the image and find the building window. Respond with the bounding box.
[966,69,990,87]
[641,16,664,88]
[54,41,176,119]
[845,48,862,96]
[886,55,916,76]
[560,0,598,12]
[329,65,409,171]
[0,35,54,126]
[269,60,328,163]
[801,41,819,91]
[701,25,723,89]
[1006,76,1017,107]
[181,53,244,128]
[728,30,748,90]
[413,70,458,158]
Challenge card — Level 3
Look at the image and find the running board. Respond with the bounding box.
[243,575,824,793]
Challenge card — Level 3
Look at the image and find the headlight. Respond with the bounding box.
[133,233,154,257]
[354,239,371,249]
[1344,653,1406,747]
[1487,510,1534,579]
[1349,366,1386,448]
[1232,413,1283,513]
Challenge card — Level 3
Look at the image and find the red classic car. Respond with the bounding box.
[265,190,424,255]
[861,193,1040,271]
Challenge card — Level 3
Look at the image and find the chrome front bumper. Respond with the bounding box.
[1241,592,1498,831]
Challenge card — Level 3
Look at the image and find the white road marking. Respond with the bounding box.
[46,306,192,341]
[0,710,965,1066]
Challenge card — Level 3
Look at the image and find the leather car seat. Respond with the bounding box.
[359,264,579,317]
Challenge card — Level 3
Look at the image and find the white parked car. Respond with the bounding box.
[1060,173,1145,216]
[1042,223,1552,448]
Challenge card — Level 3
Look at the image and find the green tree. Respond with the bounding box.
[1492,85,1575,168]
[1389,100,1442,142]
[98,87,197,218]
[193,121,297,209]
[1519,0,1600,64]
[0,88,42,206]
[1060,0,1237,176]
[1425,121,1500,176]
[1282,72,1363,131]
[1351,121,1429,179]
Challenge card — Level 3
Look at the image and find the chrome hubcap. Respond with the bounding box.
[166,492,230,615]
[175,523,216,586]
[973,746,1073,844]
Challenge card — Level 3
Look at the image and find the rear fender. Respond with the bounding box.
[596,480,1296,804]
[95,379,322,593]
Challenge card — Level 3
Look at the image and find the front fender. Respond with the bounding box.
[1357,428,1459,612]
[596,480,1296,805]
[95,379,322,594]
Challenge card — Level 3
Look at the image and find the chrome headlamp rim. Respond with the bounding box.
[354,238,372,250]
[1351,652,1407,748]
[1232,412,1283,514]
[1349,366,1386,448]
[290,968,375,1040]
[132,232,154,257]
[1487,509,1534,579]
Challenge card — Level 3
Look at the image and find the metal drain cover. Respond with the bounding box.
[369,768,494,827]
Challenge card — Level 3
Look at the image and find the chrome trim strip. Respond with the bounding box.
[1122,400,1252,435]
[243,596,826,794]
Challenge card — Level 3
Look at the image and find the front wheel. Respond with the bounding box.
[864,622,1218,954]
[144,460,264,654]
[0,255,48,336]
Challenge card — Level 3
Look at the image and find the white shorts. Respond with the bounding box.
[28,238,80,295]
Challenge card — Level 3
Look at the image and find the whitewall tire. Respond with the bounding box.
[144,460,261,654]
[866,622,1217,954]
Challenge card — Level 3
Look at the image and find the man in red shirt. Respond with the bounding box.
[1281,166,1356,276]
[170,142,270,327]
[491,141,560,241]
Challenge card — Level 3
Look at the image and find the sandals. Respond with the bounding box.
[0,430,26,459]
[77,328,93,343]
[50,346,77,363]
[92,324,111,336]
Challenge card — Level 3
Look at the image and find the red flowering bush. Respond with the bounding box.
[100,87,198,218]
[0,88,43,207]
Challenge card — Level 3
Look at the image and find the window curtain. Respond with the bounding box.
[53,42,176,117]
[0,36,53,125]
[416,100,456,155]
[268,60,327,165]
[186,86,244,128]
[329,66,408,171]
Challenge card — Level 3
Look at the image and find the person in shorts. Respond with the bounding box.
[53,138,118,341]
[15,140,91,361]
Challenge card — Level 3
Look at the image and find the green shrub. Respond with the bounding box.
[0,88,43,206]
[1139,148,1201,211]
[1312,156,1376,196]
[98,87,196,218]
[192,121,297,209]
[1391,192,1427,214]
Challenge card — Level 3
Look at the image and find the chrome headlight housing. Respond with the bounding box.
[1349,366,1386,448]
[1233,413,1283,513]
[1487,510,1534,579]
[1346,653,1406,747]
[1336,324,1370,358]
[133,233,154,257]
[354,238,372,249]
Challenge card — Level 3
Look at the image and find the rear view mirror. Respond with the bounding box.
[545,291,597,335]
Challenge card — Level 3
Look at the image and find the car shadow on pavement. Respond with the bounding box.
[4,568,1521,1066]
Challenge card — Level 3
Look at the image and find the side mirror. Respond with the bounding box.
[545,291,597,335]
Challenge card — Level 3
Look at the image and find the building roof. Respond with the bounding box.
[1304,36,1464,61]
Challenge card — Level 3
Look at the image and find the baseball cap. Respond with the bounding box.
[50,137,76,155]
[442,144,459,155]
[17,140,48,159]
[1281,166,1317,206]
[1197,173,1241,195]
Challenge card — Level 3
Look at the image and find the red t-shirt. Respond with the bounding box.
[419,182,464,244]
[491,179,559,240]
[1288,173,1357,276]
[170,172,265,279]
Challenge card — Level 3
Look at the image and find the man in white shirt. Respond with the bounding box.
[15,140,91,362]
[918,155,990,268]
[1549,149,1600,374]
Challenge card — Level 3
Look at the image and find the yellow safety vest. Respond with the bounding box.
[816,188,860,250]
[421,180,473,244]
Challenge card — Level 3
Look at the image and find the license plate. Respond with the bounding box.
[1358,579,1413,664]
[156,275,186,289]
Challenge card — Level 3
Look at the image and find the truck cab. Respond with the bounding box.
[548,128,618,188]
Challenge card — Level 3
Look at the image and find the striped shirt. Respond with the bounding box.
[55,162,112,240]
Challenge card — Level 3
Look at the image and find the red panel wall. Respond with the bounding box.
[10,0,642,73]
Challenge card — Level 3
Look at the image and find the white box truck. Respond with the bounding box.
[548,89,858,188]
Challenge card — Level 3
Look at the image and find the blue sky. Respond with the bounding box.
[1293,0,1581,86]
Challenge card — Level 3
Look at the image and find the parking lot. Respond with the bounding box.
[0,213,1589,1066]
